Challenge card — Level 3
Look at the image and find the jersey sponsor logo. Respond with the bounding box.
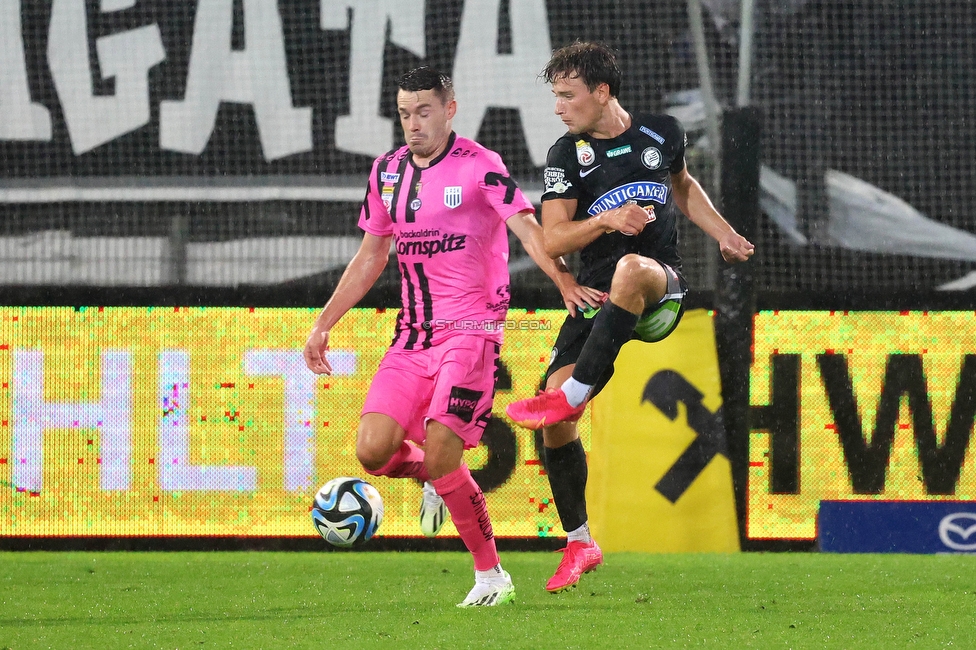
[447,386,484,423]
[545,167,573,194]
[409,198,422,211]
[639,125,666,144]
[641,147,662,170]
[578,164,601,178]
[485,284,510,312]
[380,172,400,184]
[450,147,479,158]
[544,167,565,188]
[587,181,669,215]
[394,233,467,257]
[606,145,632,158]
[576,140,596,166]
[399,228,440,239]
[444,186,462,209]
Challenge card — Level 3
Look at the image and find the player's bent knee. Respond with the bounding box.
[356,449,389,473]
[355,436,395,473]
[613,255,666,302]
[612,255,655,290]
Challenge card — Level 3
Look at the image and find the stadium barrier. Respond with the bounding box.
[5,302,976,552]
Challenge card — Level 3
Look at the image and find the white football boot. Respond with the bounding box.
[457,568,516,608]
[420,481,448,538]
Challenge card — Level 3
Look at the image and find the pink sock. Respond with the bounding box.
[432,464,499,571]
[364,442,430,482]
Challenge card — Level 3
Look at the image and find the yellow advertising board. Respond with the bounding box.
[588,309,740,552]
[0,306,586,538]
[749,311,976,541]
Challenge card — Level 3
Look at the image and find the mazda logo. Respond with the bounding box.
[938,512,976,551]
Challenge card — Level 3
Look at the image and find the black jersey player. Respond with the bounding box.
[507,41,754,593]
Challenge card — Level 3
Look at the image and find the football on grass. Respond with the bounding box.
[311,477,384,548]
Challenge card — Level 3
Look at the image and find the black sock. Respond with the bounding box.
[544,439,588,533]
[572,300,639,386]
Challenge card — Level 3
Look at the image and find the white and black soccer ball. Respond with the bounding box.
[311,477,384,548]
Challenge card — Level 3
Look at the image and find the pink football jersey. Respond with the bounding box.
[358,133,534,349]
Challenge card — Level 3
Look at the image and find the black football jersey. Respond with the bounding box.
[541,112,687,291]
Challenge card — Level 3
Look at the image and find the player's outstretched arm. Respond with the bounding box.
[541,198,606,258]
[507,211,606,316]
[304,233,392,375]
[671,166,755,263]
[541,197,650,258]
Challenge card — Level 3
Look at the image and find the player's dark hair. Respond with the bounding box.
[397,66,455,105]
[542,41,621,97]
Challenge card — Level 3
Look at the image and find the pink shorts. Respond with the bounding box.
[361,334,499,449]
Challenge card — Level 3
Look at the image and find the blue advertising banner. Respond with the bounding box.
[819,500,976,553]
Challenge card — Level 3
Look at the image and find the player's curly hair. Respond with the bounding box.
[397,66,455,105]
[541,41,621,97]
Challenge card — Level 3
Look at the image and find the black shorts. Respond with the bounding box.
[545,262,688,398]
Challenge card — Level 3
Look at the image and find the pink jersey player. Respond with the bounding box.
[359,133,534,349]
[304,66,590,608]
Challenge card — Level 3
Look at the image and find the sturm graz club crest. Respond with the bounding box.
[444,186,462,209]
[641,147,662,170]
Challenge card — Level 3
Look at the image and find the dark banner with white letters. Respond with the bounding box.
[0,0,678,180]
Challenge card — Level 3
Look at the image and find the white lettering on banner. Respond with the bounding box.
[47,0,165,154]
[322,0,425,156]
[100,0,136,12]
[159,350,258,491]
[451,0,564,167]
[3,3,564,165]
[12,350,133,491]
[244,349,317,492]
[0,0,51,140]
[159,0,311,161]
[9,345,359,493]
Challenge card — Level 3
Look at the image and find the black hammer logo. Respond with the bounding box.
[642,370,729,503]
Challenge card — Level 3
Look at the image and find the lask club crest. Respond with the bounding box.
[444,186,463,209]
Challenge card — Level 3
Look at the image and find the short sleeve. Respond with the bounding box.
[668,118,687,175]
[358,158,394,237]
[477,150,535,221]
[541,138,580,202]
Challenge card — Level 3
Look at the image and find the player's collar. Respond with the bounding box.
[410,132,457,170]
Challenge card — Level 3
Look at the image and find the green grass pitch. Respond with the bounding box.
[1,550,973,649]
